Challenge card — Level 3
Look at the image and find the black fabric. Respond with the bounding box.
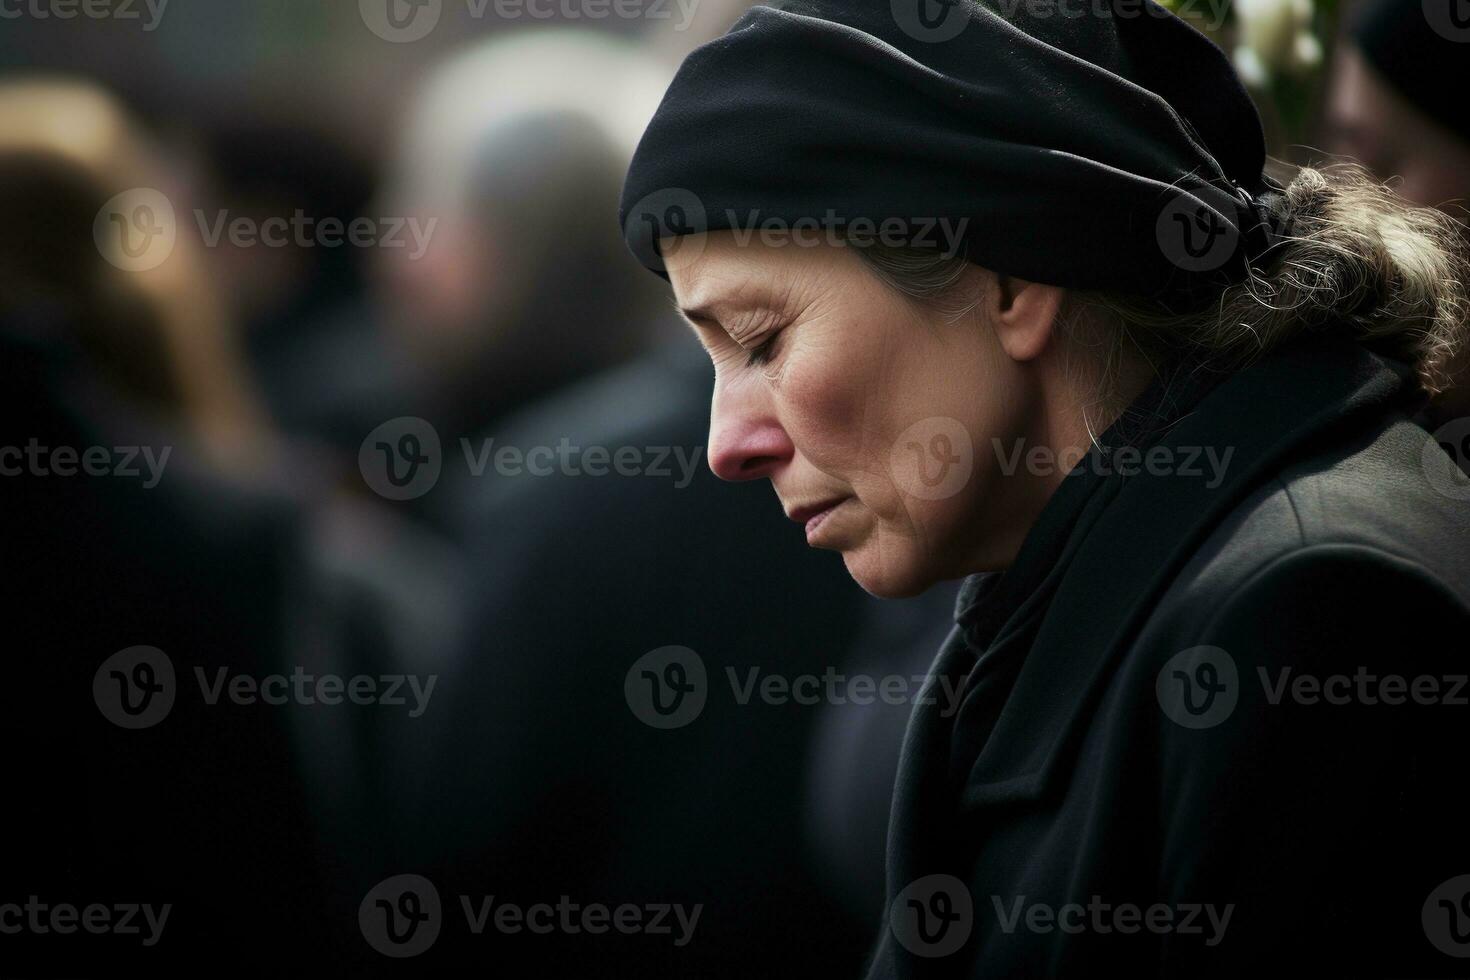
[869,336,1470,976]
[942,359,1225,793]
[620,0,1284,308]
[1352,0,1470,143]
[2,312,329,971]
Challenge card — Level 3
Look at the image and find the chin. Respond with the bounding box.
[841,543,934,599]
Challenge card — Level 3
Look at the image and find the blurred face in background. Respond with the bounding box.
[1325,46,1470,213]
[1326,45,1470,418]
[373,194,515,374]
[665,232,1078,599]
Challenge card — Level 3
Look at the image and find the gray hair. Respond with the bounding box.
[855,162,1469,416]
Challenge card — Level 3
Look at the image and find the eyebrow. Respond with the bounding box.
[671,290,786,344]
[673,299,725,327]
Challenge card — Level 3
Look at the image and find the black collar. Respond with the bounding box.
[951,338,1420,810]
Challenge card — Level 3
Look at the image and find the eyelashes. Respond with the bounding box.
[745,331,779,367]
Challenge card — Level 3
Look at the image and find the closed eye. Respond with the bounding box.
[745,331,779,367]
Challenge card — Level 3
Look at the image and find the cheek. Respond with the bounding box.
[774,315,905,488]
[867,321,1019,546]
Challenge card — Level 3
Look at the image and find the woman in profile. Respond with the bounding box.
[620,1,1470,975]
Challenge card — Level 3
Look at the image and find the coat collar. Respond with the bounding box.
[952,337,1420,810]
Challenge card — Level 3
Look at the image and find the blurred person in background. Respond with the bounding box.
[369,30,673,522]
[1326,0,1470,424]
[0,76,329,970]
[194,120,383,454]
[0,76,470,969]
[0,78,275,480]
[370,31,910,980]
[406,336,886,976]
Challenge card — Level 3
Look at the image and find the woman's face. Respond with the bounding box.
[665,232,1045,598]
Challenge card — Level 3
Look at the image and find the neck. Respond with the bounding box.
[966,344,1156,573]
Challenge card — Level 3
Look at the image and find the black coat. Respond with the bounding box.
[867,338,1470,978]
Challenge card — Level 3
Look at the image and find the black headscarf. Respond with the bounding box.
[619,0,1285,309]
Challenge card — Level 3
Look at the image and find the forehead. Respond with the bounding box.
[664,231,844,315]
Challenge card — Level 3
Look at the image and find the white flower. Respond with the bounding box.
[1232,0,1320,84]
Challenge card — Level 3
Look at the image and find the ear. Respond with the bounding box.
[984,272,1066,363]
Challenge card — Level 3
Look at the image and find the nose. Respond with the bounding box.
[706,378,793,482]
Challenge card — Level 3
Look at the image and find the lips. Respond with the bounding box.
[785,496,850,542]
[785,496,848,526]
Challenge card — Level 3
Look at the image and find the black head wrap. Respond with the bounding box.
[619,0,1286,309]
[1351,0,1469,143]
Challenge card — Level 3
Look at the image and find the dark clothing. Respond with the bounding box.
[3,316,328,971]
[805,583,963,925]
[868,337,1470,977]
[406,338,879,976]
